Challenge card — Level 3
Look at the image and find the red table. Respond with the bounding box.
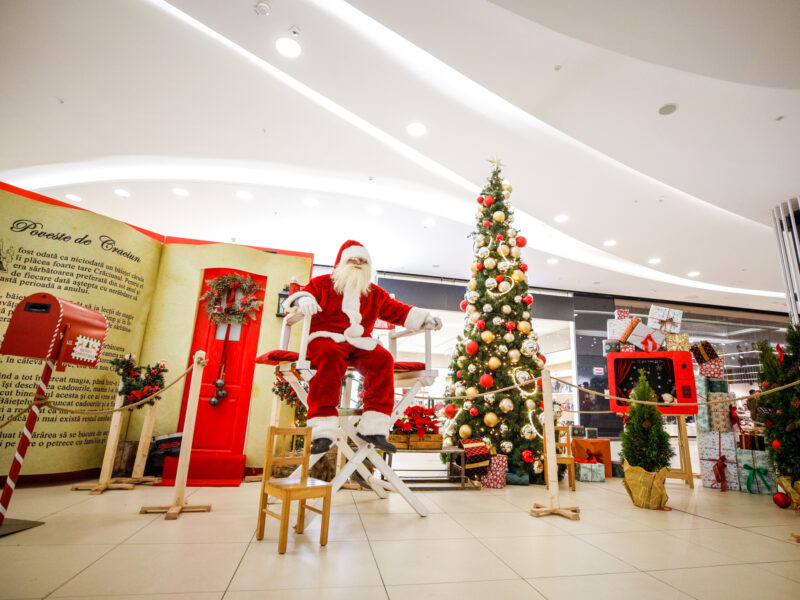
[572,438,613,478]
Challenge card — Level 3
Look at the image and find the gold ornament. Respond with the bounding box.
[466,386,479,398]
[517,321,531,334]
[481,330,495,343]
[498,280,512,293]
[475,235,486,247]
[503,332,515,343]
[468,278,477,291]
[471,262,479,274]
[522,311,531,320]
[512,270,526,282]
[483,412,499,427]
[508,349,521,363]
[487,356,502,370]
[484,257,497,270]
[499,397,514,413]
[501,180,512,192]
[493,210,506,223]
[499,243,510,256]
[511,247,522,258]
[525,399,536,410]
[459,424,473,439]
[502,190,510,199]
[457,356,466,368]
[444,437,453,447]
[507,228,517,237]
[501,304,512,314]
[533,459,544,474]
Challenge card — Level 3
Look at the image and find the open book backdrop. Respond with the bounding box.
[0,185,311,478]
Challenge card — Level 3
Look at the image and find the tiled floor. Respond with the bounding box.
[1,475,799,599]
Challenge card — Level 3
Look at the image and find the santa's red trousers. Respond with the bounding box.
[306,338,395,419]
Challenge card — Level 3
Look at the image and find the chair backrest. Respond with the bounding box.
[554,425,572,457]
[265,426,312,479]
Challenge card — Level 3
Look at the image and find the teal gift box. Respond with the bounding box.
[735,447,777,495]
[569,425,586,438]
[708,378,729,393]
[695,375,710,433]
[576,460,605,482]
[611,461,624,478]
[585,427,599,439]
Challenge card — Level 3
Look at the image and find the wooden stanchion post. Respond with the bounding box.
[531,369,580,520]
[128,400,160,480]
[140,351,211,519]
[665,415,694,488]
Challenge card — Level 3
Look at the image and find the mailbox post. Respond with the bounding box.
[0,293,107,526]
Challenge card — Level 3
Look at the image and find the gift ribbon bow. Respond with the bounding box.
[743,463,770,494]
[585,450,604,463]
[712,455,728,492]
[575,458,598,464]
[729,405,741,430]
[641,333,659,352]
[654,316,678,331]
[696,343,710,362]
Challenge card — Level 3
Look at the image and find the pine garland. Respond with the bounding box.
[110,357,167,408]
[272,372,307,426]
[201,273,263,325]
[619,370,674,471]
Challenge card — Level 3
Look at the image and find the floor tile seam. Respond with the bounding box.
[643,560,790,574]
[640,568,700,599]
[222,528,258,597]
[567,530,658,574]
[352,501,391,598]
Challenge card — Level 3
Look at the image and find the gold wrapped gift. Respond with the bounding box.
[665,333,690,352]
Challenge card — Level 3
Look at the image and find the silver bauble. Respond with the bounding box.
[498,261,510,273]
[478,247,491,259]
[533,459,544,474]
[497,344,508,354]
[535,357,545,369]
[467,291,479,304]
[492,316,503,326]
[521,424,536,440]
[509,237,517,247]
[485,393,495,404]
[482,437,492,446]
[463,401,472,410]
[529,332,538,340]
[502,190,510,199]
[454,383,465,396]
[485,278,498,290]
[501,304,512,314]
[500,441,514,453]
[514,295,522,303]
[517,370,532,384]
[522,311,531,320]
[498,280,512,293]
[468,311,480,322]
[511,247,522,258]
[482,303,493,313]
[499,397,514,413]
[499,423,509,433]
[484,257,497,270]
[504,332,515,343]
[507,228,517,237]
[475,235,486,247]
[467,364,477,373]
[521,339,538,356]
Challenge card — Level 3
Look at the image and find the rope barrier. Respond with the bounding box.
[0,356,207,430]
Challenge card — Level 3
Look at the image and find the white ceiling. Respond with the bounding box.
[1,0,798,313]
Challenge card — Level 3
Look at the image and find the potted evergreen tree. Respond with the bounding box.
[619,371,675,509]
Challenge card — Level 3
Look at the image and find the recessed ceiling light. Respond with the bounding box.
[554,214,569,223]
[65,193,81,202]
[303,196,319,207]
[172,187,189,197]
[366,204,382,216]
[603,239,617,247]
[422,217,436,228]
[236,190,253,200]
[687,271,700,277]
[546,258,558,264]
[275,37,301,58]
[658,103,678,115]
[648,257,661,265]
[113,188,130,198]
[406,122,426,136]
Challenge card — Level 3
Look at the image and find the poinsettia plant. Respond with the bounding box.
[393,405,440,439]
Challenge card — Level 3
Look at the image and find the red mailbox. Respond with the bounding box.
[0,293,107,371]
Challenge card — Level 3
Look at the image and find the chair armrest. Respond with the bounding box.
[279,311,312,364]
[388,328,432,370]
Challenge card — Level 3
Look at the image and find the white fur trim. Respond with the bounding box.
[404,306,429,331]
[339,244,371,265]
[357,411,392,437]
[285,290,314,311]
[307,416,339,441]
[308,331,379,351]
[344,324,364,338]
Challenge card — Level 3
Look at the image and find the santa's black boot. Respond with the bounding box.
[356,433,397,453]
[310,437,333,455]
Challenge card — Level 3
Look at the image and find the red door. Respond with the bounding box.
[164,267,266,486]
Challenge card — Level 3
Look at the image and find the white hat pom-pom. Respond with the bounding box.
[344,324,364,338]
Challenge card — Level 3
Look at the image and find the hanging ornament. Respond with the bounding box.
[517,370,532,384]
[484,257,497,270]
[471,262,479,274]
[466,387,479,399]
[476,319,486,330]
[469,311,480,322]
[502,190,510,199]
[492,316,503,326]
[496,234,504,241]
[482,303,493,313]
[500,423,509,433]
[486,279,498,290]
[523,295,534,305]
[482,219,492,227]
[483,195,495,206]
[463,401,473,410]
[459,424,473,438]
[525,399,536,411]
[466,291,479,304]
[505,321,516,331]
[496,274,504,283]
[500,440,514,453]
[477,196,485,204]
[499,243,510,256]
[468,278,478,291]
[522,424,536,440]
[511,247,522,258]
[517,321,532,334]
[457,356,466,367]
[498,262,510,273]
[533,460,544,474]
[488,356,502,370]
[466,340,479,355]
[481,330,495,343]
[521,340,538,356]
[476,262,484,271]
[521,450,534,463]
[475,235,486,247]
[493,210,506,222]
[523,311,531,320]
[459,299,468,311]
[478,247,491,259]
[519,263,528,272]
[479,373,494,388]
[508,349,521,363]
[483,412,499,427]
[501,304,512,314]
[514,295,522,303]
[516,236,527,247]
[512,270,526,283]
[534,356,545,369]
[469,406,479,417]
[501,180,512,192]
[485,393,495,404]
[497,345,508,354]
[468,364,477,373]
[773,491,792,508]
[504,332,515,343]
[444,404,458,419]
[499,397,514,413]
[454,383,466,396]
[456,370,462,379]
[777,344,785,363]
[507,227,517,237]
[772,439,782,450]
[498,280,512,293]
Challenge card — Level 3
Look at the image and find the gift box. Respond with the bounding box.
[611,461,625,478]
[576,459,606,482]
[665,333,690,352]
[614,309,630,320]
[480,454,507,489]
[620,343,635,352]
[607,318,632,341]
[708,378,729,393]
[585,427,599,439]
[457,438,491,480]
[626,323,666,352]
[691,340,719,364]
[698,431,739,491]
[695,375,710,433]
[647,305,683,333]
[739,432,766,451]
[603,339,621,356]
[736,447,777,495]
[699,357,725,378]
[708,393,734,433]
[569,425,586,439]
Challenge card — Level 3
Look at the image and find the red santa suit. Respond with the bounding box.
[286,241,430,440]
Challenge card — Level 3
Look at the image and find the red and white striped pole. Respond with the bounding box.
[0,360,55,526]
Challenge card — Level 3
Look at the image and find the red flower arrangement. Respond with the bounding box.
[393,405,440,439]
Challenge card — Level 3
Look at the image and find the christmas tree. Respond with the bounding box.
[757,326,800,484]
[619,371,674,472]
[441,158,548,479]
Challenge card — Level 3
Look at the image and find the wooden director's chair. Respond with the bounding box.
[255,311,437,519]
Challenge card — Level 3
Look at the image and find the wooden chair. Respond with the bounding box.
[543,425,576,491]
[256,426,332,554]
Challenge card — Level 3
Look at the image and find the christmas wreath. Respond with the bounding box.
[393,405,440,439]
[110,357,167,408]
[201,273,264,325]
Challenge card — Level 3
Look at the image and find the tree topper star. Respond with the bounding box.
[488,156,504,170]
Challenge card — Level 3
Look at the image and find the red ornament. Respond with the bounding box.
[496,275,504,283]
[477,196,485,204]
[523,295,533,305]
[772,439,782,451]
[483,220,491,227]
[476,263,484,271]
[516,236,527,248]
[773,491,792,509]
[539,400,544,410]
[496,234,504,241]
[521,450,534,463]
[483,196,495,207]
[540,354,547,365]
[505,321,516,331]
[469,407,479,417]
[460,299,468,311]
[466,340,479,355]
[536,377,543,389]
[456,370,462,378]
[479,373,494,388]
[763,381,769,389]
[444,403,458,419]
[777,343,784,363]
[519,263,528,272]
[765,419,773,427]
[476,319,486,330]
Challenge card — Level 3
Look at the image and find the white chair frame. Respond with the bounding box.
[271,312,436,520]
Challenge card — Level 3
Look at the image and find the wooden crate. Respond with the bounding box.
[409,434,444,450]
[388,434,410,449]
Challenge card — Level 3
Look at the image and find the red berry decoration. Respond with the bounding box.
[444,403,458,419]
[476,263,484,271]
[523,295,533,305]
[505,321,516,331]
[469,407,479,417]
[773,491,792,509]
[496,275,504,283]
[477,196,485,204]
[460,299,468,311]
[520,263,528,272]
[484,195,495,206]
[762,381,769,389]
[772,439,781,450]
[479,373,494,388]
[521,450,534,463]
[476,319,486,330]
[483,220,491,227]
[496,234,504,241]
[466,340,479,355]
[516,235,527,248]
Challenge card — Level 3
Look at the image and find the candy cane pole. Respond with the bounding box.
[0,360,55,525]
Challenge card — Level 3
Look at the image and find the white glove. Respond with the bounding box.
[296,296,321,317]
[423,314,442,331]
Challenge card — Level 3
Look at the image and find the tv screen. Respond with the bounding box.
[607,350,697,415]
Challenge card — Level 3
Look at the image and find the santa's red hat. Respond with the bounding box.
[335,240,371,267]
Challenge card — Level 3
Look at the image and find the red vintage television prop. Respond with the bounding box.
[606,350,697,415]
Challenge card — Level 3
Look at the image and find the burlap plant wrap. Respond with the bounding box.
[621,460,669,509]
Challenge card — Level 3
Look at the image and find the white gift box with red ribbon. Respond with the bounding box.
[626,323,666,352]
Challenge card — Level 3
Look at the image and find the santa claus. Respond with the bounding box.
[285,240,442,454]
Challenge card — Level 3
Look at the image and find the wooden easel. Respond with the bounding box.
[531,369,580,520]
[665,415,693,488]
[140,351,211,519]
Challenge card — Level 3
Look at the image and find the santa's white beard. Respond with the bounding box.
[332,262,372,297]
